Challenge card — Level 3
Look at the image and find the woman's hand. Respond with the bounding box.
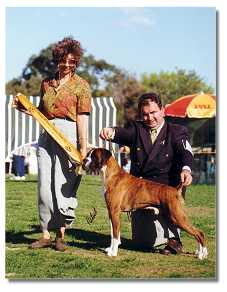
[11,93,29,114]
[12,95,20,109]
[80,147,87,160]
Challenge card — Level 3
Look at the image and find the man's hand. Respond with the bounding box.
[99,127,114,140]
[180,169,193,186]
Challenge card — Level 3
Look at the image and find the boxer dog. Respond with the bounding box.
[83,148,208,260]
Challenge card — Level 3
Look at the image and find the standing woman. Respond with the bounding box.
[13,37,91,251]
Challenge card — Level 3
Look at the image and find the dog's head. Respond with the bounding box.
[83,148,112,173]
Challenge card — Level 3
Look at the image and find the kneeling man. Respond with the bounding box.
[100,92,193,255]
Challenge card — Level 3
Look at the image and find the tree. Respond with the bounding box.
[5,40,144,125]
[6,44,55,96]
[103,70,143,124]
[77,54,119,97]
[6,40,215,126]
[5,42,120,98]
[113,69,215,124]
[141,69,214,105]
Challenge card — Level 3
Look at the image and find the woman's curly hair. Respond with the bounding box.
[52,37,83,68]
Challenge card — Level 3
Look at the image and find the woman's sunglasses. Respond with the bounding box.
[58,58,76,66]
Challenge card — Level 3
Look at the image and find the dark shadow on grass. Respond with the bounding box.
[67,228,154,253]
[6,226,154,253]
[6,225,41,245]
[20,180,38,183]
[6,180,38,183]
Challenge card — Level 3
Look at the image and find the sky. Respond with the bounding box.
[5,6,216,90]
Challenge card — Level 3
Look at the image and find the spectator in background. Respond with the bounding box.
[119,145,131,172]
[10,146,30,181]
[10,154,26,181]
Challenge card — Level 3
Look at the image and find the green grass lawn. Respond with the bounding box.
[5,175,216,279]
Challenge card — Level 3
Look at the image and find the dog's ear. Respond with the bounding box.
[102,149,112,164]
[88,147,97,156]
[97,148,112,168]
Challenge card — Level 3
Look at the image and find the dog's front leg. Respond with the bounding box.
[106,211,121,257]
[105,220,121,254]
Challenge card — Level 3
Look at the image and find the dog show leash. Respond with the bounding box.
[86,207,97,225]
[107,139,115,156]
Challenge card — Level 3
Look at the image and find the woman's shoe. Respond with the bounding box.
[30,237,52,249]
[55,238,67,252]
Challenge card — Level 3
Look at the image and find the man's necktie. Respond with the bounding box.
[150,129,157,144]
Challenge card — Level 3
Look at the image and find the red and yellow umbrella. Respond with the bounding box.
[164,92,216,118]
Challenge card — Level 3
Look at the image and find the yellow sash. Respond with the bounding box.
[15,93,82,174]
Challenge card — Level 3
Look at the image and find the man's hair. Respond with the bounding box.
[138,92,163,114]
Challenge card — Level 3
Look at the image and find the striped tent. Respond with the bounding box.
[5,95,118,162]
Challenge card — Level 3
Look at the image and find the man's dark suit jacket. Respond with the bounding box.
[113,121,193,187]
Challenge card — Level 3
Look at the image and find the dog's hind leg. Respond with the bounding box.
[168,200,208,260]
[195,243,208,260]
